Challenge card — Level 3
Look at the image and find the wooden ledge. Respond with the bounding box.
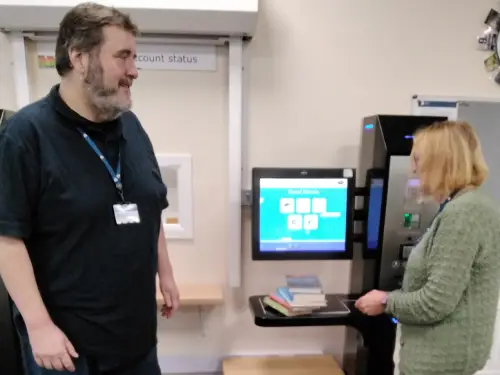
[222,355,344,375]
[156,281,224,306]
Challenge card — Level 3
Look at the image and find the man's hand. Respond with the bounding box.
[27,321,79,372]
[159,274,180,319]
[355,289,388,316]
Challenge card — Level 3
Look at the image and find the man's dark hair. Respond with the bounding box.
[55,2,139,77]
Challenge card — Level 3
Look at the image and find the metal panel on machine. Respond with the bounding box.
[379,156,438,290]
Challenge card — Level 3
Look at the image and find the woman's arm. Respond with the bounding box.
[385,208,479,325]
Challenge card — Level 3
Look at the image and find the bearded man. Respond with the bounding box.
[0,3,179,374]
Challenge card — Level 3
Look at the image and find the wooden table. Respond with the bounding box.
[222,355,344,375]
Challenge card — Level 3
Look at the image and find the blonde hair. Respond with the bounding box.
[411,120,488,199]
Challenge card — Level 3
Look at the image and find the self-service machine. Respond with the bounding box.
[248,114,448,375]
[0,109,24,375]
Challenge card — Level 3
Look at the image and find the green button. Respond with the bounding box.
[403,213,413,228]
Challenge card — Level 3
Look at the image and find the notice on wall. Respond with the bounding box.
[36,42,217,72]
[411,95,458,120]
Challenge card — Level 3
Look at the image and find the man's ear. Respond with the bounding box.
[68,49,87,77]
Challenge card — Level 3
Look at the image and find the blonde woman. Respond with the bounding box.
[355,121,500,375]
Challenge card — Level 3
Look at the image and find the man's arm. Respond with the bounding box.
[157,225,179,317]
[137,117,177,292]
[0,235,79,372]
[0,129,52,327]
[157,225,173,277]
[385,208,479,325]
[0,236,51,329]
[0,118,78,371]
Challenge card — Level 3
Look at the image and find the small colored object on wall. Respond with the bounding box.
[37,55,55,69]
[477,8,500,84]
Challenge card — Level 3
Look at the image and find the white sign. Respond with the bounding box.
[411,95,500,120]
[411,95,458,120]
[36,42,217,72]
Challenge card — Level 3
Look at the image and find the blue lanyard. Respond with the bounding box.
[417,190,459,243]
[435,190,458,218]
[78,129,125,202]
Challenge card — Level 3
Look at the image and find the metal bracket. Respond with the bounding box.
[355,187,368,196]
[241,189,252,207]
[227,37,244,288]
[352,233,364,243]
[353,209,366,221]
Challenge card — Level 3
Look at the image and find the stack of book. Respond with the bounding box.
[262,274,327,317]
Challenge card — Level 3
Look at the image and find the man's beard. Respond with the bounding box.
[83,56,131,122]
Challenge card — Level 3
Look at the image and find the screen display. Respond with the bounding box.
[366,178,384,250]
[258,178,349,253]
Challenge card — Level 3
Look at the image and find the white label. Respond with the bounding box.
[36,42,217,72]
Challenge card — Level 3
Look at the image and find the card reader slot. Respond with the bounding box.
[399,244,414,260]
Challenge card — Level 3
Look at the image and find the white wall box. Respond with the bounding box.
[156,153,194,240]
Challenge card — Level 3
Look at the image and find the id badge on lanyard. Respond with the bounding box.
[79,130,141,225]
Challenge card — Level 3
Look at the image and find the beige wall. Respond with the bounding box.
[1,0,500,372]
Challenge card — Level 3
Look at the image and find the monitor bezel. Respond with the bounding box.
[251,167,355,261]
[362,168,387,259]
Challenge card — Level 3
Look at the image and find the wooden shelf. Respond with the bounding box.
[222,355,344,375]
[156,280,224,307]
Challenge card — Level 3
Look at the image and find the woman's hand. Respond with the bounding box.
[355,290,388,316]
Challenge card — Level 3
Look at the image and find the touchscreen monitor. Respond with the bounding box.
[252,168,354,261]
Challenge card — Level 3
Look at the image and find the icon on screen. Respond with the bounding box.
[296,198,311,213]
[312,198,326,213]
[287,215,302,230]
[303,215,318,230]
[280,198,295,213]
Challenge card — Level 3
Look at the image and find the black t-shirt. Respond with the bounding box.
[0,85,168,359]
